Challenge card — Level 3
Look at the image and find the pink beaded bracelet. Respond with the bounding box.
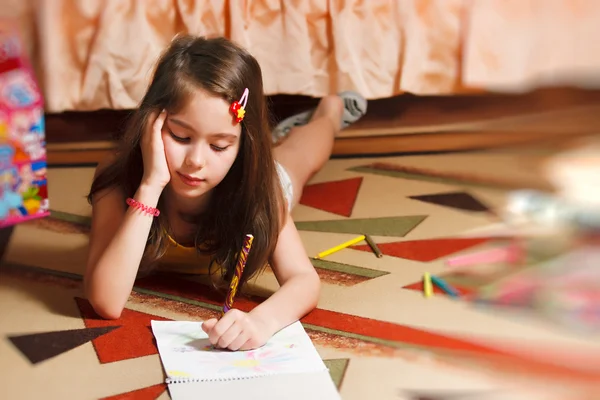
[126,197,160,217]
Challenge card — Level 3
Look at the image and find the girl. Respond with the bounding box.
[84,35,367,351]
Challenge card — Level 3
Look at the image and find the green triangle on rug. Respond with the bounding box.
[295,215,427,237]
[311,258,389,278]
[49,209,92,226]
[323,358,350,389]
[348,165,509,190]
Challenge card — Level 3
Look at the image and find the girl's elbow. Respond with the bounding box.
[84,285,124,320]
[89,297,124,320]
[84,272,125,320]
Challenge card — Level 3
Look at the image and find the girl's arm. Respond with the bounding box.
[202,212,320,350]
[248,212,321,335]
[84,158,163,320]
[85,110,169,319]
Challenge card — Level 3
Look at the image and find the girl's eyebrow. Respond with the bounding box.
[168,118,238,139]
[209,133,238,139]
[169,117,195,131]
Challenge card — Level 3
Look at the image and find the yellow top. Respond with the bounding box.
[157,233,214,275]
[155,161,293,275]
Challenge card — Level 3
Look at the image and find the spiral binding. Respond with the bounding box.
[166,367,329,384]
[167,374,271,384]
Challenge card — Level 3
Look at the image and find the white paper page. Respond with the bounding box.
[151,320,328,384]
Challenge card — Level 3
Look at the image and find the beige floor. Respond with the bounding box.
[2,143,600,400]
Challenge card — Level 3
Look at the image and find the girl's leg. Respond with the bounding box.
[273,95,344,208]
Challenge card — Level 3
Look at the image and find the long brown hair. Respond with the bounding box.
[88,34,285,289]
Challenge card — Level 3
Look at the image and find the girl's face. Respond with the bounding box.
[162,88,242,200]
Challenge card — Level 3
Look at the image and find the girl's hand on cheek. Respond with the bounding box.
[141,109,171,190]
[201,310,272,351]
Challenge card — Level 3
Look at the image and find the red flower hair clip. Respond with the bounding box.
[230,88,249,123]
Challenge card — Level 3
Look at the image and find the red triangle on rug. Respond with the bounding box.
[101,383,167,400]
[351,237,490,262]
[299,177,363,217]
[76,297,172,364]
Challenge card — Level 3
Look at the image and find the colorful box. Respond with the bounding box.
[0,23,49,228]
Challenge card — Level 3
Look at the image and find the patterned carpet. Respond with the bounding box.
[2,145,600,400]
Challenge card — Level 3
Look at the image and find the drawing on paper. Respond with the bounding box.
[151,320,327,382]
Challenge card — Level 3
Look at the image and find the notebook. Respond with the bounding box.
[151,320,341,399]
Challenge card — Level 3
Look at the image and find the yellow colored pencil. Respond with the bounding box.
[423,272,433,298]
[315,235,366,259]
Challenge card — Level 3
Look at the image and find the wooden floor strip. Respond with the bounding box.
[339,104,600,137]
[47,149,113,166]
[332,129,596,157]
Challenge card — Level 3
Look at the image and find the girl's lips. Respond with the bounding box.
[177,172,205,187]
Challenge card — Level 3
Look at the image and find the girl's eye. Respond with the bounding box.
[168,129,189,143]
[211,145,228,152]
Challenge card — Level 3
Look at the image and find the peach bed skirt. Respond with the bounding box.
[4,0,600,113]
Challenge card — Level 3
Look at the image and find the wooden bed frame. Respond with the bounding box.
[44,88,600,166]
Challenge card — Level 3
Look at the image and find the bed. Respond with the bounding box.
[4,0,600,114]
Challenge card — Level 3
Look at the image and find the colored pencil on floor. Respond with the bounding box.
[423,272,433,298]
[445,243,523,268]
[364,234,383,258]
[315,234,366,259]
[430,275,460,298]
[446,247,512,267]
